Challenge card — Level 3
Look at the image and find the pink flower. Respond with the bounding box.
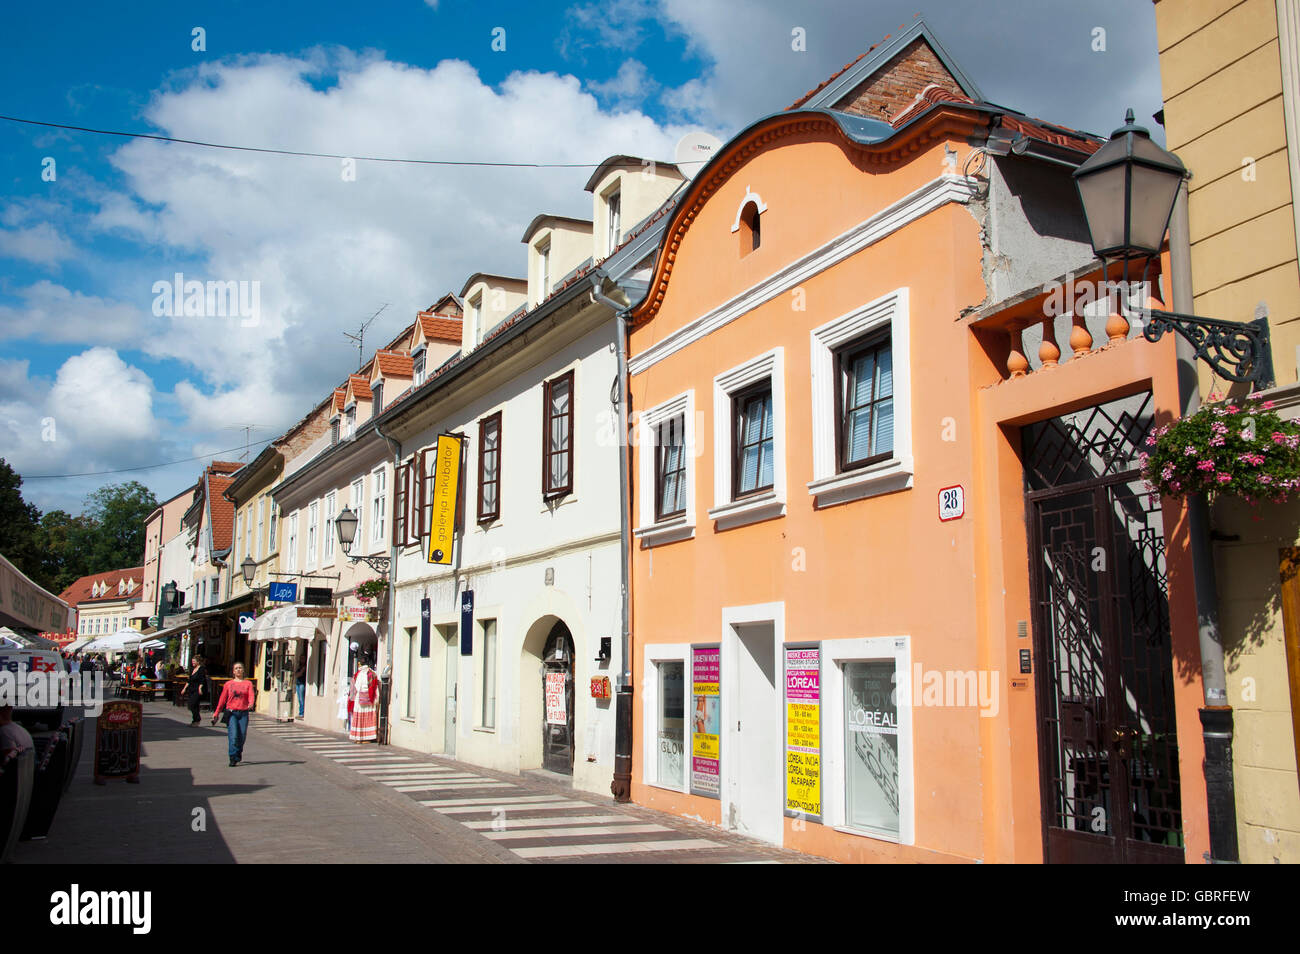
[1216,472,1232,484]
[1145,434,1157,447]
[1260,475,1273,484]
[1161,464,1175,481]
[1209,436,1226,447]
[1271,432,1287,443]
[1238,452,1265,466]
[1211,422,1228,434]
[1184,445,1198,456]
[1262,401,1276,410]
[1197,460,1216,472]
[1170,481,1181,492]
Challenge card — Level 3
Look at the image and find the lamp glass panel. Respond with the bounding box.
[1128,164,1182,255]
[1076,164,1129,254]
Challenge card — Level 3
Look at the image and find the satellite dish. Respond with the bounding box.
[674,131,723,179]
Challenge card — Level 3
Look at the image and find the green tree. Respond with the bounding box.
[80,481,157,573]
[34,509,93,594]
[0,457,42,581]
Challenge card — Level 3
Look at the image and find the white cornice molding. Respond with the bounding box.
[629,174,976,376]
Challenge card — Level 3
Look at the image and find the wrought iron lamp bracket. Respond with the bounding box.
[1136,307,1274,389]
[344,551,391,576]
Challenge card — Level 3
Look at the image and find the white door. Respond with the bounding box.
[729,622,782,845]
[443,632,457,757]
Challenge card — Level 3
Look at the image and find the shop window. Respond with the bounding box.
[657,660,686,789]
[314,640,327,695]
[405,627,418,719]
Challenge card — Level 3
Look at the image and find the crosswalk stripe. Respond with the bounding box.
[391,780,516,792]
[463,814,632,830]
[511,838,724,859]
[329,756,413,763]
[379,774,480,783]
[357,766,456,775]
[424,797,584,813]
[485,824,668,841]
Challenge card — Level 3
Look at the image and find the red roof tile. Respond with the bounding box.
[208,473,235,553]
[333,388,346,413]
[59,566,147,606]
[373,350,414,378]
[418,313,463,344]
[347,374,373,400]
[209,460,244,475]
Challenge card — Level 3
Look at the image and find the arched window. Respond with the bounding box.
[738,201,761,254]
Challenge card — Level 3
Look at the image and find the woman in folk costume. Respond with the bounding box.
[349,655,379,743]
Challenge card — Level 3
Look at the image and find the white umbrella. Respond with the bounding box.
[83,628,144,653]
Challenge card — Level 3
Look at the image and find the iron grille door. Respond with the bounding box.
[1023,395,1183,864]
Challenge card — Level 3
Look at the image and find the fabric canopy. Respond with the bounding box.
[65,636,93,652]
[139,639,165,650]
[0,627,57,650]
[249,606,325,642]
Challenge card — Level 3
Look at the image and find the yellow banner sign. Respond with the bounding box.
[427,434,462,565]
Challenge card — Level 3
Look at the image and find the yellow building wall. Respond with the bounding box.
[1157,0,1300,390]
[1157,0,1300,862]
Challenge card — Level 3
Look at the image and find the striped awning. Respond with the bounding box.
[249,607,326,642]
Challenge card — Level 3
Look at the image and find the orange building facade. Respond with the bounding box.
[626,25,1210,864]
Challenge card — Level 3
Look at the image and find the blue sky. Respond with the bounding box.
[0,0,1163,513]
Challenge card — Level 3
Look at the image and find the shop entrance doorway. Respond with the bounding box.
[726,620,781,846]
[1023,394,1184,864]
[443,627,457,757]
[541,622,575,775]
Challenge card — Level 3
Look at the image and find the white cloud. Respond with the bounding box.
[0,223,76,266]
[589,60,660,111]
[0,281,146,347]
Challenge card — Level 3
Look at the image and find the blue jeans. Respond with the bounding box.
[295,680,306,717]
[226,710,249,762]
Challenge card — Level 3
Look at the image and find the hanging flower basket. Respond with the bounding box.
[354,579,388,604]
[1140,395,1300,504]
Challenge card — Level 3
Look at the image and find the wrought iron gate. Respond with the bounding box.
[542,622,575,774]
[1023,393,1183,863]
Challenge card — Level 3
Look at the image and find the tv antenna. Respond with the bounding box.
[223,424,271,462]
[344,303,389,368]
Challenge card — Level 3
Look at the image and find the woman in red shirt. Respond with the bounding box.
[212,662,256,766]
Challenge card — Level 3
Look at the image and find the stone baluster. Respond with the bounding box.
[1007,326,1029,378]
[1069,312,1093,357]
[1039,317,1061,368]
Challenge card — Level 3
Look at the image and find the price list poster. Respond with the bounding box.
[690,645,720,798]
[785,645,821,821]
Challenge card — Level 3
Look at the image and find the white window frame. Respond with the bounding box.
[344,404,356,439]
[287,510,299,573]
[306,501,319,570]
[477,618,497,730]
[244,507,253,567]
[470,295,483,346]
[257,497,265,561]
[351,478,365,545]
[537,239,551,298]
[412,346,427,387]
[640,642,691,794]
[820,635,914,846]
[708,347,786,530]
[808,288,912,507]
[234,512,242,567]
[634,390,696,547]
[370,468,386,546]
[323,491,336,564]
[606,187,622,254]
[268,500,277,551]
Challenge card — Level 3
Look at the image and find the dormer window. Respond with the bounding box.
[372,381,384,412]
[345,405,356,438]
[470,295,483,346]
[606,189,622,254]
[413,349,426,387]
[331,418,340,445]
[538,240,551,298]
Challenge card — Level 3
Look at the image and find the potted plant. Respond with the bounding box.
[1141,395,1300,504]
[354,579,388,604]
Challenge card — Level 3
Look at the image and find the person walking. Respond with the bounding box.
[348,656,379,743]
[183,655,209,725]
[212,662,256,766]
[294,650,307,720]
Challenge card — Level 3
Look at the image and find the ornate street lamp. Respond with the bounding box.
[1073,109,1273,389]
[241,555,257,586]
[335,505,390,575]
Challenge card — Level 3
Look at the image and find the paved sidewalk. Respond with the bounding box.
[251,714,822,863]
[12,701,822,864]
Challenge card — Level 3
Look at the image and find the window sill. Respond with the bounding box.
[647,780,689,796]
[807,457,913,508]
[634,517,695,548]
[833,824,901,844]
[473,726,496,735]
[707,492,786,531]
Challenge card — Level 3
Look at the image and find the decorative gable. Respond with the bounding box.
[830,37,965,123]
